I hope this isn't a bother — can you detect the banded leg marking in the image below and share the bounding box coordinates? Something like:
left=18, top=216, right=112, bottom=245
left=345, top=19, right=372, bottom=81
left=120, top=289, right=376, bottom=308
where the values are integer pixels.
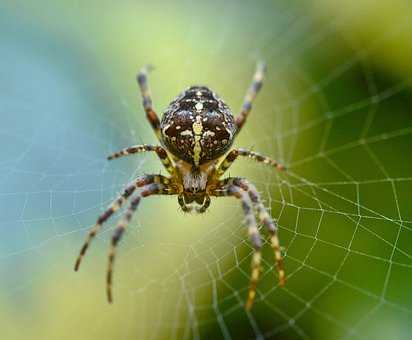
left=235, top=62, right=266, bottom=134
left=107, top=144, right=175, bottom=175
left=233, top=178, right=285, bottom=286
left=74, top=175, right=168, bottom=271
left=106, top=182, right=176, bottom=302
left=137, top=65, right=161, bottom=139
left=217, top=148, right=285, bottom=178
left=212, top=183, right=262, bottom=310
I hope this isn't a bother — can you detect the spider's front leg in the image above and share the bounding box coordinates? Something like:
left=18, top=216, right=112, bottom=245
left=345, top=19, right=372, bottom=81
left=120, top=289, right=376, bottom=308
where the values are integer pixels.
left=211, top=183, right=263, bottom=310
left=137, top=65, right=162, bottom=140
left=106, top=181, right=177, bottom=302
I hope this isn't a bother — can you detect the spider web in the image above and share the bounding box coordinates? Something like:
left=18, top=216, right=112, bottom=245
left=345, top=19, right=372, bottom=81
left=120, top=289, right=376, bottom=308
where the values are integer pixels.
left=1, top=1, right=412, bottom=339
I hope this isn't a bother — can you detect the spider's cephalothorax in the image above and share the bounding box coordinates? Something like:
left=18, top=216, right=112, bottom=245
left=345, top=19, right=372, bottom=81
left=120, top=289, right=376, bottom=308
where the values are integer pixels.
left=75, top=62, right=287, bottom=310
left=161, top=86, right=236, bottom=167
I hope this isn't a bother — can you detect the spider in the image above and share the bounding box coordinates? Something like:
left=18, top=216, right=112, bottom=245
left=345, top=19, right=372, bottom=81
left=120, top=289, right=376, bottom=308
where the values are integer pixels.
left=74, top=62, right=286, bottom=310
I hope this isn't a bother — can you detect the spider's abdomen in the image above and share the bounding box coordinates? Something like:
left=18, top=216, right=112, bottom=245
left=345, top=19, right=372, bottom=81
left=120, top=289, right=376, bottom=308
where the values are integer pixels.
left=160, top=86, right=236, bottom=166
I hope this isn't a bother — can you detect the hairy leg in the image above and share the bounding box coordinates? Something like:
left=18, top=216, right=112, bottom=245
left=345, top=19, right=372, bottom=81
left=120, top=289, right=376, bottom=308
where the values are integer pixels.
left=137, top=65, right=162, bottom=140
left=107, top=144, right=175, bottom=175
left=230, top=177, right=285, bottom=286
left=211, top=183, right=262, bottom=310
left=216, top=148, right=285, bottom=178
left=106, top=182, right=176, bottom=302
left=235, top=62, right=266, bottom=134
left=74, top=175, right=170, bottom=271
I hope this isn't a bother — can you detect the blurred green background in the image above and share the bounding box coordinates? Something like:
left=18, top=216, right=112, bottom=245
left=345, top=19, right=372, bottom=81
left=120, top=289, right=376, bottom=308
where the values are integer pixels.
left=1, top=1, right=412, bottom=339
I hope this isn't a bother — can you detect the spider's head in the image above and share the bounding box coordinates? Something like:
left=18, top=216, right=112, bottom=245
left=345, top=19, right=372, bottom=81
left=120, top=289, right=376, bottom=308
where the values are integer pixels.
left=160, top=86, right=236, bottom=166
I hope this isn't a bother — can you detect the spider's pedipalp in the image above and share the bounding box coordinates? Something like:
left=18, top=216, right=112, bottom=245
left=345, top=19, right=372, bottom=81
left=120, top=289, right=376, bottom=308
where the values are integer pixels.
left=212, top=183, right=262, bottom=310
left=196, top=195, right=211, bottom=213
left=106, top=182, right=177, bottom=303
left=178, top=194, right=211, bottom=214
left=178, top=194, right=191, bottom=213
left=74, top=175, right=166, bottom=271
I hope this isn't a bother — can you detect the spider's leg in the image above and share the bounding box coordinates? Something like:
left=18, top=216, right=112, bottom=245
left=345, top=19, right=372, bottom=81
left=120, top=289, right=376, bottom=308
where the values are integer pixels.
left=137, top=65, right=162, bottom=140
left=216, top=148, right=285, bottom=178
left=228, top=177, right=285, bottom=286
left=106, top=182, right=176, bottom=302
left=107, top=144, right=175, bottom=175
left=235, top=61, right=266, bottom=135
left=215, top=149, right=240, bottom=177
left=236, top=148, right=286, bottom=171
left=212, top=182, right=262, bottom=310
left=74, top=175, right=168, bottom=271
